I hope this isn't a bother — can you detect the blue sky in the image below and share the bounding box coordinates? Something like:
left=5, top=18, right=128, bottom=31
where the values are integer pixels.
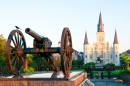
left=0, top=0, right=130, bottom=53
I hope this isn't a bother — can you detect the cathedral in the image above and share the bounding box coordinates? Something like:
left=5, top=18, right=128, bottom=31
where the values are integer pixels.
left=83, top=12, right=120, bottom=66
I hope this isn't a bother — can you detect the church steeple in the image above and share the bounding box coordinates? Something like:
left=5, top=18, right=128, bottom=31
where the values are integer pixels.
left=97, top=12, right=104, bottom=32
left=84, top=32, right=89, bottom=44
left=113, top=30, right=119, bottom=44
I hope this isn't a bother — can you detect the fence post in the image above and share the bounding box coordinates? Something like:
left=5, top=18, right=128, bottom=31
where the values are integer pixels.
left=108, top=70, right=111, bottom=79
left=101, top=71, right=104, bottom=79
left=90, top=71, right=93, bottom=79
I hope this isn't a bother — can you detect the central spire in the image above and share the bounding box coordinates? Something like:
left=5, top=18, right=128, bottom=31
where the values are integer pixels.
left=113, top=30, right=119, bottom=44
left=97, top=12, right=104, bottom=32
left=84, top=32, right=89, bottom=44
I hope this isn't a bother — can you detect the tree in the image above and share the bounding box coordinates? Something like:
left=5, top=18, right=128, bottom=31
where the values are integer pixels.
left=72, top=60, right=83, bottom=66
left=121, top=53, right=130, bottom=69
left=0, top=34, right=6, bottom=66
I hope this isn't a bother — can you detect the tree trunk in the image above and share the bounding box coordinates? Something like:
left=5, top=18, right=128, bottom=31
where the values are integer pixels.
left=126, top=62, right=129, bottom=69
left=25, top=60, right=28, bottom=69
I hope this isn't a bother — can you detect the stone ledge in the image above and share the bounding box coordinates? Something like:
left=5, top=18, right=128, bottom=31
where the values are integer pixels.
left=0, top=72, right=87, bottom=86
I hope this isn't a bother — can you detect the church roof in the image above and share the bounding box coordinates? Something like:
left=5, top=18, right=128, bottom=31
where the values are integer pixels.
left=113, top=30, right=119, bottom=44
left=84, top=32, right=89, bottom=44
left=97, top=12, right=104, bottom=32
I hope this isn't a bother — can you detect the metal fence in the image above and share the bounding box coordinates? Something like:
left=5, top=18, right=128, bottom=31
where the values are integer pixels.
left=0, top=65, right=126, bottom=78
left=84, top=66, right=126, bottom=79
left=0, top=66, right=11, bottom=77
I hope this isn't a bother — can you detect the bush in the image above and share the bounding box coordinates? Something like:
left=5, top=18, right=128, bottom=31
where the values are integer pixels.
left=112, top=69, right=130, bottom=78
left=111, top=70, right=121, bottom=77
left=120, top=68, right=130, bottom=74
left=84, top=62, right=95, bottom=67
left=72, top=60, right=83, bottom=66
left=23, top=67, right=35, bottom=73
left=104, top=63, right=115, bottom=67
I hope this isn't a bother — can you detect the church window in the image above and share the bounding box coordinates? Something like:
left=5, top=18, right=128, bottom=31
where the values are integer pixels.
left=86, top=55, right=87, bottom=58
left=90, top=55, right=92, bottom=59
left=111, top=55, right=112, bottom=59
left=99, top=36, right=102, bottom=42
left=116, top=55, right=117, bottom=58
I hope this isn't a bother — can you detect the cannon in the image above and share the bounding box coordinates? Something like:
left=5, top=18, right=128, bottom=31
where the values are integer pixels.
left=6, top=27, right=73, bottom=78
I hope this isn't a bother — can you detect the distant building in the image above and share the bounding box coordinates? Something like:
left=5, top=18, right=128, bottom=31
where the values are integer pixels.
left=72, top=50, right=79, bottom=60
left=73, top=50, right=84, bottom=60
left=122, top=49, right=130, bottom=55
left=83, top=12, right=120, bottom=66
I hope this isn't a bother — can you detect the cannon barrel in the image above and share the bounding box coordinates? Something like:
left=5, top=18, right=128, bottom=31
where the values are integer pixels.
left=25, top=28, right=43, bottom=41
left=25, top=28, right=52, bottom=48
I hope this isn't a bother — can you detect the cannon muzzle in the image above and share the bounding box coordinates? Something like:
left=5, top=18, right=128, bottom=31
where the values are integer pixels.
left=25, top=28, right=43, bottom=41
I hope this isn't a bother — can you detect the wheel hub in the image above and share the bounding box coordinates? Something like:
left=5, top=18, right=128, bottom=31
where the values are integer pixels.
left=65, top=46, right=74, bottom=57
left=16, top=48, right=24, bottom=57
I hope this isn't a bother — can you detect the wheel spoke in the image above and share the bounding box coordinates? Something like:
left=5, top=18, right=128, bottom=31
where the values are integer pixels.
left=17, top=32, right=19, bottom=45
left=14, top=33, right=18, bottom=44
left=10, top=45, right=15, bottom=50
left=11, top=38, right=16, bottom=47
left=19, top=56, right=24, bottom=65
left=13, top=56, right=17, bottom=70
left=11, top=56, right=16, bottom=63
left=21, top=42, right=24, bottom=48
left=65, top=33, right=68, bottom=47
left=10, top=51, right=16, bottom=55
left=19, top=36, right=22, bottom=47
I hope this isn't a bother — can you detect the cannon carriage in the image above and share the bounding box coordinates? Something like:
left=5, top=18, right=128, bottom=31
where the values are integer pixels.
left=6, top=27, right=73, bottom=78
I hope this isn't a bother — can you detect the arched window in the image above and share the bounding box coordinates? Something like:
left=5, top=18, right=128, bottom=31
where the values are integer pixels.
left=116, top=55, right=117, bottom=58
left=99, top=36, right=102, bottom=42
left=86, top=55, right=87, bottom=58
left=111, top=55, right=112, bottom=59
left=90, top=55, right=92, bottom=59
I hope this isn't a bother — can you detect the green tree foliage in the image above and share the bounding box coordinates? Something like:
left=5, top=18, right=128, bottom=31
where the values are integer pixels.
left=26, top=54, right=49, bottom=66
left=0, top=34, right=7, bottom=66
left=121, top=53, right=130, bottom=63
left=84, top=62, right=95, bottom=67
left=121, top=53, right=130, bottom=68
left=72, top=60, right=83, bottom=66
left=103, top=63, right=115, bottom=67
left=26, top=54, right=34, bottom=66
left=23, top=67, right=35, bottom=73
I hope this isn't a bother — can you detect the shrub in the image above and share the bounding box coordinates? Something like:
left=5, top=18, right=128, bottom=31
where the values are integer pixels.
left=23, top=67, right=35, bottom=73
left=112, top=69, right=130, bottom=78
left=84, top=62, right=95, bottom=67
left=94, top=73, right=99, bottom=77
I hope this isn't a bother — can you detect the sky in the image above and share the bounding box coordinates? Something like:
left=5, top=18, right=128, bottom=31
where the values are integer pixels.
left=0, top=0, right=130, bottom=53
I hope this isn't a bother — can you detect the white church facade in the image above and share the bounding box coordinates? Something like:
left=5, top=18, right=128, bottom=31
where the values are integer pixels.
left=83, top=12, right=120, bottom=66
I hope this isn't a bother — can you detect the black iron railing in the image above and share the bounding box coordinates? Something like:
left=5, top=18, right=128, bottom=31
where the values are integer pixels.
left=0, top=65, right=126, bottom=78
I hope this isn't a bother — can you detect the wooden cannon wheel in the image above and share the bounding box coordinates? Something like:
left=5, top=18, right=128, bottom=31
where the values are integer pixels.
left=6, top=30, right=26, bottom=75
left=60, top=27, right=73, bottom=78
